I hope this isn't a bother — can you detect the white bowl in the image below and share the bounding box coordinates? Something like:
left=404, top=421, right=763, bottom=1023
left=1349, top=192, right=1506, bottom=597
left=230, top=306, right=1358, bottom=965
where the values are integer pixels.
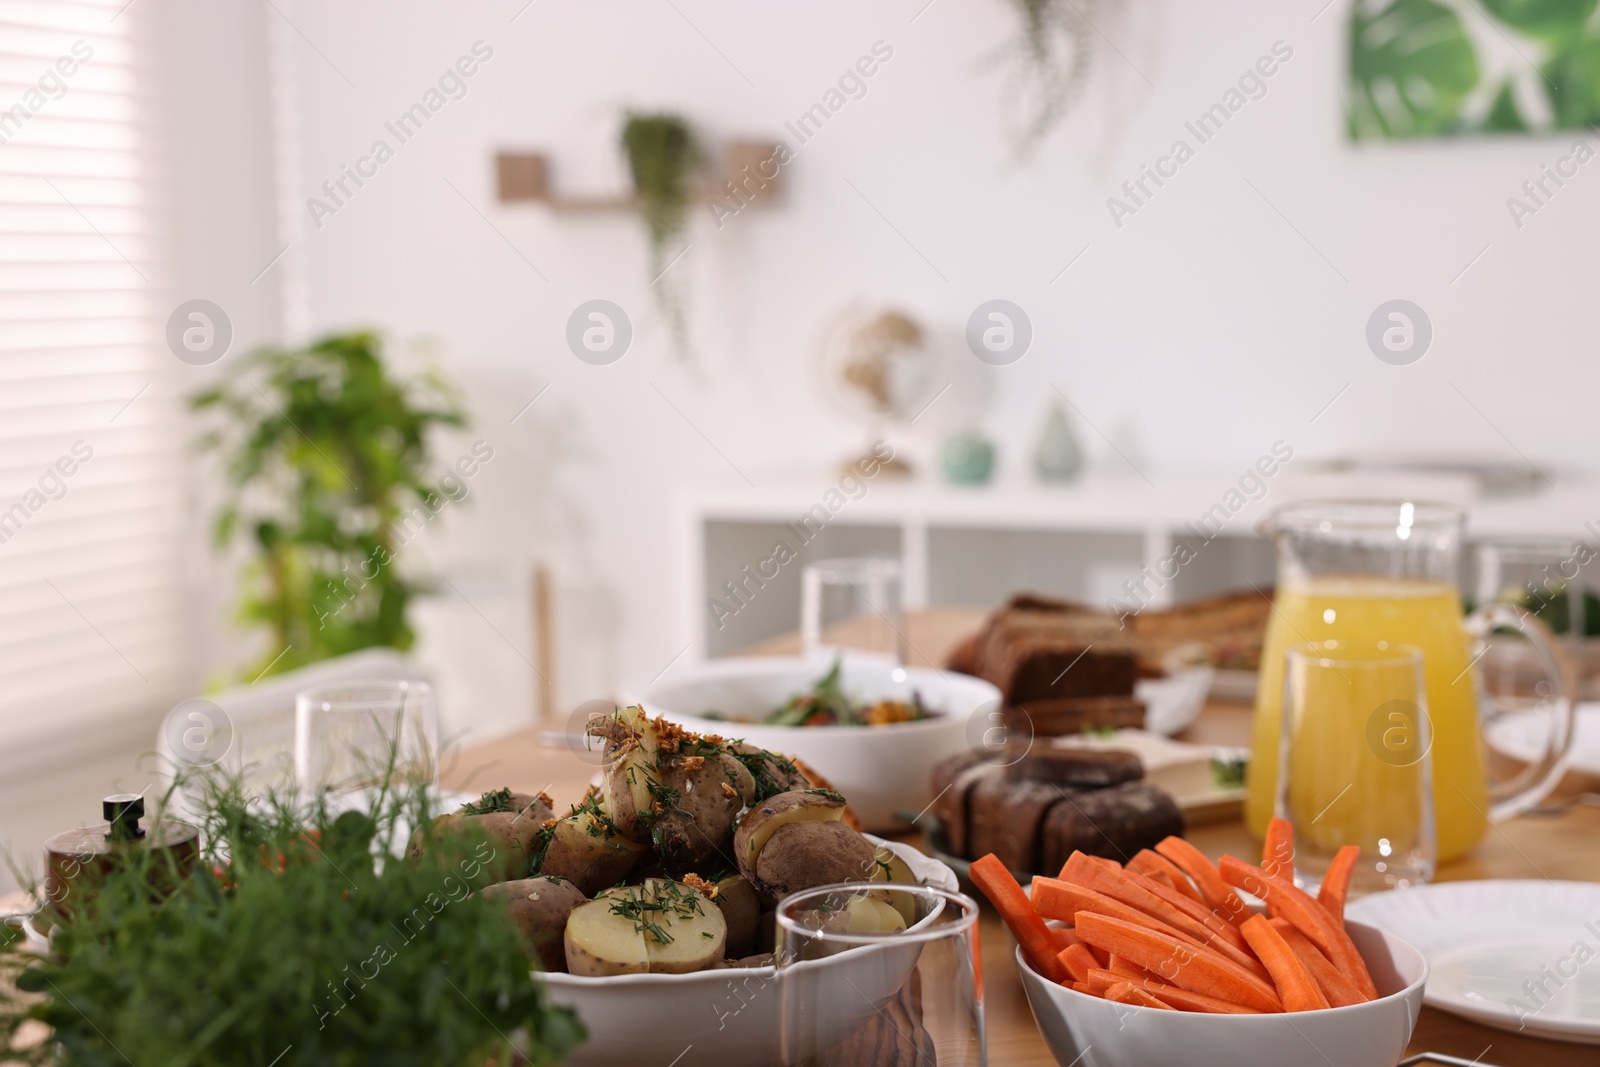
left=634, top=656, right=1000, bottom=831
left=1016, top=920, right=1428, bottom=1067
left=541, top=837, right=958, bottom=1067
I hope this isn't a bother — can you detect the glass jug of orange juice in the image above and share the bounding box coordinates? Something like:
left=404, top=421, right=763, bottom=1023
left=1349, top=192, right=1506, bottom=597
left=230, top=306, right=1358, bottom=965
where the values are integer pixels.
left=1246, top=500, right=1577, bottom=861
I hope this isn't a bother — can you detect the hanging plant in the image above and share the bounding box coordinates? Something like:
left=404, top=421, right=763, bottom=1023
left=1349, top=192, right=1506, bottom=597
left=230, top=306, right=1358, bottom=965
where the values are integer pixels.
left=999, top=0, right=1097, bottom=159
left=621, top=111, right=699, bottom=362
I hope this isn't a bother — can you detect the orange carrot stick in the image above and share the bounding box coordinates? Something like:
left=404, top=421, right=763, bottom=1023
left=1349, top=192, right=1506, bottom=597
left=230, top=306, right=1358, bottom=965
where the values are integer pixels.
left=1270, top=919, right=1368, bottom=1007
left=1032, top=877, right=1268, bottom=982
left=1075, top=912, right=1283, bottom=1013
left=1118, top=864, right=1254, bottom=954
left=1062, top=852, right=1266, bottom=982
left=1155, top=837, right=1250, bottom=926
left=970, top=853, right=1067, bottom=983
left=1318, top=845, right=1360, bottom=924
left=1106, top=981, right=1175, bottom=1009
left=1218, top=857, right=1376, bottom=1000
left=1262, top=817, right=1296, bottom=881
left=1108, top=954, right=1159, bottom=982
left=1240, top=914, right=1329, bottom=1013
left=1049, top=925, right=1079, bottom=950
left=1058, top=942, right=1099, bottom=984
left=1033, top=877, right=1187, bottom=935
left=1130, top=849, right=1204, bottom=904
left=1088, top=970, right=1264, bottom=1014
left=1062, top=852, right=1252, bottom=954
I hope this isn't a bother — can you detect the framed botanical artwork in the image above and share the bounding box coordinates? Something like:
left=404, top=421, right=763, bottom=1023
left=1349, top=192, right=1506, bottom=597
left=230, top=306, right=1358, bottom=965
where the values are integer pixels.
left=1348, top=0, right=1600, bottom=138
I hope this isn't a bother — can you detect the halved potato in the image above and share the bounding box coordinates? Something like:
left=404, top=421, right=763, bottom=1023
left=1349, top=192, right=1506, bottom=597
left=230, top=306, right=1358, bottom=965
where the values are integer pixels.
left=636, top=879, right=728, bottom=974
left=407, top=790, right=555, bottom=882
left=564, top=891, right=649, bottom=976
left=754, top=821, right=878, bottom=900
left=837, top=894, right=908, bottom=934
left=564, top=879, right=728, bottom=976
left=733, top=789, right=847, bottom=883
left=589, top=706, right=661, bottom=842
left=869, top=845, right=920, bottom=926
left=589, top=706, right=751, bottom=874
left=478, top=876, right=587, bottom=972
left=538, top=791, right=648, bottom=895
left=710, top=874, right=761, bottom=959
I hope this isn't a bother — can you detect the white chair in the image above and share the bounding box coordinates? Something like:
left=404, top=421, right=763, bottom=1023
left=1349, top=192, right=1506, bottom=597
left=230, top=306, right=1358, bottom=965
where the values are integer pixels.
left=153, top=649, right=432, bottom=804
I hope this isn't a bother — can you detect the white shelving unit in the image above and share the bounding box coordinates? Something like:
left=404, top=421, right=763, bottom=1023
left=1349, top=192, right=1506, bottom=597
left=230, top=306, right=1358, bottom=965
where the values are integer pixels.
left=681, top=468, right=1600, bottom=659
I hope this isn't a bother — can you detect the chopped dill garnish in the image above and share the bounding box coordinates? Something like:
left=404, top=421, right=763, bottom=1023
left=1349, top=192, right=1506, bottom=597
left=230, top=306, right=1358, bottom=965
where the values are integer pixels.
left=606, top=882, right=706, bottom=945
left=461, top=787, right=515, bottom=815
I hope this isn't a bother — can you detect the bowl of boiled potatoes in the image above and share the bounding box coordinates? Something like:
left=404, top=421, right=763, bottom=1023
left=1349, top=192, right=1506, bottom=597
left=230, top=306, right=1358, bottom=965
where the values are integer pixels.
left=418, top=706, right=957, bottom=1067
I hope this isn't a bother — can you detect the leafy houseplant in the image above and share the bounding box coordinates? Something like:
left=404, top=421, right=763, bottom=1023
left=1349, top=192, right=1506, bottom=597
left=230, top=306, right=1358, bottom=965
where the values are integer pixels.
left=0, top=774, right=584, bottom=1066
left=191, top=332, right=466, bottom=680
left=621, top=112, right=699, bottom=361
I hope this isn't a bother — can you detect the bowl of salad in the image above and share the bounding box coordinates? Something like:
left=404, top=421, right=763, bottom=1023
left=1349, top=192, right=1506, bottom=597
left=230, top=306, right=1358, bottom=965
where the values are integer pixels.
left=635, top=655, right=1000, bottom=832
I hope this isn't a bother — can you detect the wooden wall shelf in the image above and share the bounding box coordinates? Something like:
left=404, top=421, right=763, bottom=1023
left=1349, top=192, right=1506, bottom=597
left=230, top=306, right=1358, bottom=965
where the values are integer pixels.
left=494, top=140, right=785, bottom=213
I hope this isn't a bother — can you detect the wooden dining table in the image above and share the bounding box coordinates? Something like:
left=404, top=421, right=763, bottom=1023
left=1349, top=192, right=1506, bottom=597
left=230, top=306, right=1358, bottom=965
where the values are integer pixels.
left=442, top=608, right=1600, bottom=1067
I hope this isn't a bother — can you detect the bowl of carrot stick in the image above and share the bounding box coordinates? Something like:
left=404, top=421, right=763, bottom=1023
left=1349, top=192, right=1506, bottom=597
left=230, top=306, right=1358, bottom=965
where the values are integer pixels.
left=972, top=820, right=1429, bottom=1067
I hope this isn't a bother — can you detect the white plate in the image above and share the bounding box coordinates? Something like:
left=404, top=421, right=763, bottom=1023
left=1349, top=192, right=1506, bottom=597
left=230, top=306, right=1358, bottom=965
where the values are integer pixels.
left=541, top=836, right=959, bottom=1067
left=1347, top=880, right=1600, bottom=1044
left=1487, top=701, right=1600, bottom=776
left=1135, top=663, right=1214, bottom=736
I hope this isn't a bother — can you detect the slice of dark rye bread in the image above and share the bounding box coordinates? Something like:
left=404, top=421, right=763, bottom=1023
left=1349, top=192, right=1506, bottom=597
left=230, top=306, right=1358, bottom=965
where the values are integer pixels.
left=928, top=750, right=1185, bottom=876
left=967, top=776, right=1063, bottom=875
left=1009, top=747, right=1143, bottom=789
left=930, top=753, right=999, bottom=857
left=1001, top=695, right=1147, bottom=737
left=1039, top=782, right=1185, bottom=876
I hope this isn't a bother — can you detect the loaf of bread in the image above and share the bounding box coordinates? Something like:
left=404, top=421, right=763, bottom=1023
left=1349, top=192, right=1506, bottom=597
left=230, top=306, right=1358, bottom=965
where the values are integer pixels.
left=971, top=611, right=1136, bottom=704
left=947, top=594, right=1140, bottom=734
left=929, top=748, right=1185, bottom=877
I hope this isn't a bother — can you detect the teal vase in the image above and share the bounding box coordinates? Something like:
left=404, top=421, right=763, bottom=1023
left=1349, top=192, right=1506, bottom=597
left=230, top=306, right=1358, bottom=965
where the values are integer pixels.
left=942, top=432, right=995, bottom=485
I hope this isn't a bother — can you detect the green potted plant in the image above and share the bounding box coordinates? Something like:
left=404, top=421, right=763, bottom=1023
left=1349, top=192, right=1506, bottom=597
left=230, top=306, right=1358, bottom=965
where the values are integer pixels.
left=0, top=772, right=584, bottom=1065
left=190, top=331, right=467, bottom=681
left=621, top=112, right=699, bottom=362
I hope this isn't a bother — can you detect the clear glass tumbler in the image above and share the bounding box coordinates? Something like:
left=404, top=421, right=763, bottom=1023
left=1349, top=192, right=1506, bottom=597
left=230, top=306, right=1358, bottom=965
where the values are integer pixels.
left=776, top=883, right=984, bottom=1066
left=1276, top=640, right=1436, bottom=895
left=800, top=557, right=905, bottom=664
left=294, top=679, right=438, bottom=794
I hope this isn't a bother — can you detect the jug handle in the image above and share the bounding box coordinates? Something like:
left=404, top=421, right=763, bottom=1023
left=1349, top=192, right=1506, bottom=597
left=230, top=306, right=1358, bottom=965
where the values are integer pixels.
left=1464, top=602, right=1579, bottom=822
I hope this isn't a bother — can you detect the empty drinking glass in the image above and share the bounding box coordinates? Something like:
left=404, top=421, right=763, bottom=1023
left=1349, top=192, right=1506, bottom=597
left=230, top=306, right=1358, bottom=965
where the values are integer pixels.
left=1276, top=640, right=1436, bottom=895
left=776, top=883, right=984, bottom=1066
left=800, top=557, right=905, bottom=664
left=294, top=679, right=438, bottom=794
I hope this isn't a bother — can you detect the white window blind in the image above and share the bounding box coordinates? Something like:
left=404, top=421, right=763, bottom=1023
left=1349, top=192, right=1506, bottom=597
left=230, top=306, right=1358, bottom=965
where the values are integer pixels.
left=0, top=0, right=187, bottom=741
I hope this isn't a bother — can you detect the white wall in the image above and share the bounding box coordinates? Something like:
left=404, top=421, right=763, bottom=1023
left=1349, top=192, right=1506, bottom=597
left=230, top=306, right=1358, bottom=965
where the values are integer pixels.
left=251, top=0, right=1599, bottom=713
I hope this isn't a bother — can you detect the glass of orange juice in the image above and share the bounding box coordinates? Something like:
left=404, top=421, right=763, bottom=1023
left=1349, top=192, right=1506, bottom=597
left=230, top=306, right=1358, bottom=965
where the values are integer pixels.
left=1247, top=500, right=1577, bottom=862
left=1279, top=640, right=1436, bottom=893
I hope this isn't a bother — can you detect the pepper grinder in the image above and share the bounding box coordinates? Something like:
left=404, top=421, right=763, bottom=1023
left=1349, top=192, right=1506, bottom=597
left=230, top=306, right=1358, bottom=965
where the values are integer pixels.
left=42, top=794, right=200, bottom=917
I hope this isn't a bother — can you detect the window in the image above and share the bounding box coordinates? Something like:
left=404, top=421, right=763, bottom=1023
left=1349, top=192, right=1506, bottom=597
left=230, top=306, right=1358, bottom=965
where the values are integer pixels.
left=0, top=0, right=187, bottom=741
